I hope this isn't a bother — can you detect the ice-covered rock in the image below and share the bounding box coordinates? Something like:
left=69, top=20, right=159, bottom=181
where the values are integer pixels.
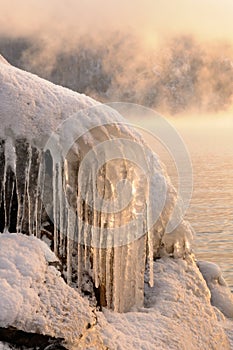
left=0, top=56, right=193, bottom=312
left=198, top=260, right=233, bottom=318
left=0, top=56, right=232, bottom=349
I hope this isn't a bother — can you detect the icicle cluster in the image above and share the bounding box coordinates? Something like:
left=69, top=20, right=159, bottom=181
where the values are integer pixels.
left=0, top=57, right=193, bottom=312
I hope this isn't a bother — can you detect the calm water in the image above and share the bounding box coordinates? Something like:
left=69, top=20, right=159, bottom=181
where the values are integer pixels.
left=186, top=153, right=233, bottom=289
left=144, top=117, right=233, bottom=289
left=173, top=120, right=233, bottom=289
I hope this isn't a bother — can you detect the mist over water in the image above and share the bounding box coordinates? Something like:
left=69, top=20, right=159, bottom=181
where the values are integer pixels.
left=1, top=33, right=233, bottom=116
left=161, top=117, right=233, bottom=288
left=0, top=0, right=233, bottom=115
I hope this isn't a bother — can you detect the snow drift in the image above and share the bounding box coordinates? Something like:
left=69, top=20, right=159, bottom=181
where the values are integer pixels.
left=0, top=233, right=102, bottom=349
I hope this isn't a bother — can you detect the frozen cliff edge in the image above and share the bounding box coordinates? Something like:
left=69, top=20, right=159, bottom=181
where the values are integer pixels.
left=0, top=55, right=233, bottom=349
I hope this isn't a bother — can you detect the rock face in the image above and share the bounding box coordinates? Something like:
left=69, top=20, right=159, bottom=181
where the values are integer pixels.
left=0, top=56, right=193, bottom=312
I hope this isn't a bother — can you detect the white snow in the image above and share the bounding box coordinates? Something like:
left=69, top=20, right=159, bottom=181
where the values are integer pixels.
left=0, top=233, right=99, bottom=348
left=1, top=233, right=232, bottom=349
left=0, top=55, right=10, bottom=66
left=98, top=256, right=232, bottom=350
left=0, top=56, right=97, bottom=144
left=198, top=261, right=233, bottom=318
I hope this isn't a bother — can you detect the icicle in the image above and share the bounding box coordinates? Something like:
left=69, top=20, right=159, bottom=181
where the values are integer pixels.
left=64, top=151, right=80, bottom=285
left=28, top=147, right=41, bottom=236
left=77, top=198, right=83, bottom=289
left=147, top=216, right=154, bottom=287
left=4, top=165, right=15, bottom=232
left=15, top=138, right=30, bottom=233
left=90, top=156, right=100, bottom=289
left=136, top=235, right=147, bottom=307
left=53, top=162, right=58, bottom=255
left=67, top=208, right=76, bottom=285
left=0, top=140, right=5, bottom=214
left=75, top=158, right=85, bottom=288
left=84, top=169, right=92, bottom=272
left=147, top=178, right=155, bottom=287
left=77, top=236, right=84, bottom=292
left=105, top=247, right=113, bottom=308
left=112, top=245, right=122, bottom=312
left=35, top=152, right=45, bottom=239
left=58, top=161, right=65, bottom=257
left=3, top=137, right=16, bottom=232
left=92, top=230, right=100, bottom=290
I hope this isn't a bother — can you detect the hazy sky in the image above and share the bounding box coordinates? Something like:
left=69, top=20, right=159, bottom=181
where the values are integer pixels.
left=1, top=0, right=233, bottom=44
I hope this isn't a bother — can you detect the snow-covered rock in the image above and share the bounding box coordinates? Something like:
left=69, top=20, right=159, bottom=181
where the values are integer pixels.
left=0, top=233, right=232, bottom=349
left=198, top=261, right=233, bottom=318
left=0, top=233, right=104, bottom=349
left=0, top=54, right=97, bottom=143
left=98, top=257, right=231, bottom=350
left=0, top=56, right=193, bottom=312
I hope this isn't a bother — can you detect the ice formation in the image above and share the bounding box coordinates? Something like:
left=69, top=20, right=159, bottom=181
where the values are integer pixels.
left=0, top=56, right=194, bottom=312
left=198, top=261, right=233, bottom=318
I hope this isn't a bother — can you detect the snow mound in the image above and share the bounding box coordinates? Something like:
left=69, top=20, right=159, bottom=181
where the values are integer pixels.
left=0, top=58, right=97, bottom=144
left=198, top=261, right=233, bottom=318
left=98, top=257, right=231, bottom=350
left=0, top=233, right=103, bottom=348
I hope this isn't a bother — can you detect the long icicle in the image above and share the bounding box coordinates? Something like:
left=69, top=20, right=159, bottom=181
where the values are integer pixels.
left=4, top=137, right=16, bottom=232
left=53, top=162, right=58, bottom=255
